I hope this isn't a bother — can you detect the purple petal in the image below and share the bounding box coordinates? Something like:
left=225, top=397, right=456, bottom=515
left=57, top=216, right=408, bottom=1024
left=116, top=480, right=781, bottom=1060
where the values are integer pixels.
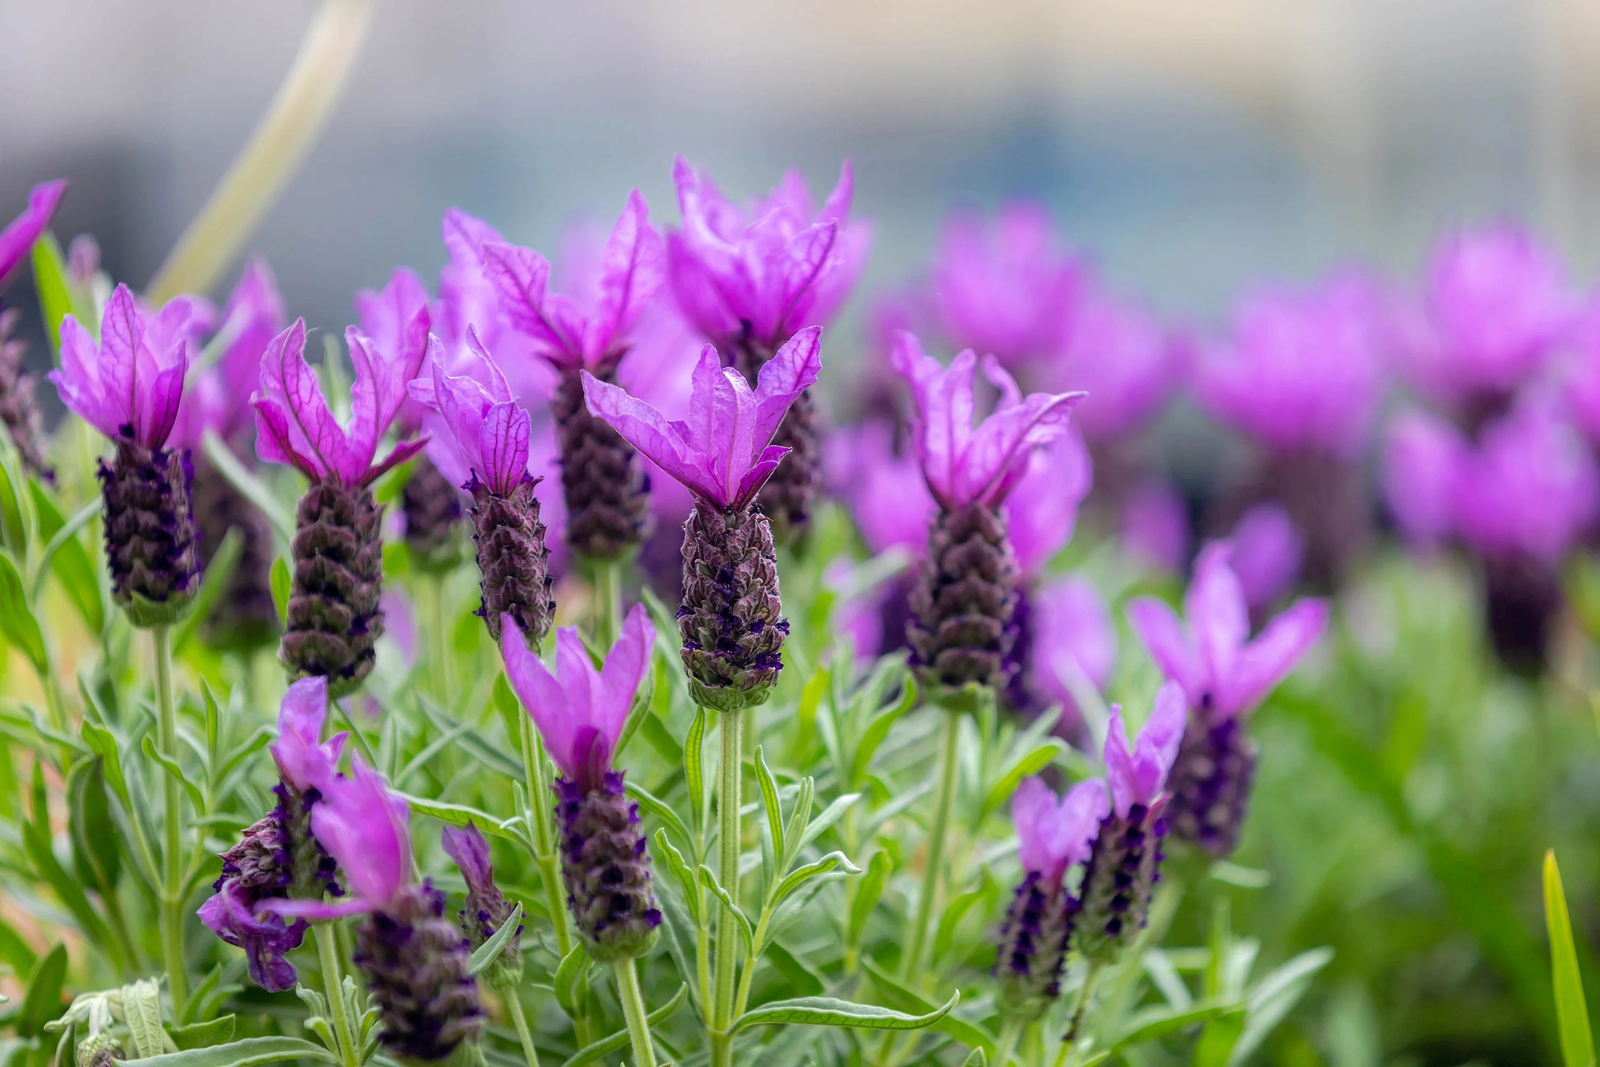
left=1102, top=709, right=1139, bottom=820
left=309, top=757, right=411, bottom=910
left=583, top=371, right=714, bottom=504
left=500, top=617, right=581, bottom=780
left=588, top=189, right=665, bottom=360
left=752, top=326, right=823, bottom=449
left=598, top=604, right=655, bottom=751
left=1135, top=681, right=1188, bottom=794
left=1186, top=542, right=1250, bottom=695
left=1228, top=504, right=1305, bottom=611
left=1125, top=597, right=1203, bottom=704
left=0, top=180, right=66, bottom=284
left=50, top=316, right=120, bottom=439
left=481, top=401, right=532, bottom=496
left=270, top=676, right=337, bottom=793
left=1220, top=599, right=1329, bottom=717
left=440, top=823, right=495, bottom=895
left=768, top=220, right=838, bottom=340
left=254, top=320, right=351, bottom=481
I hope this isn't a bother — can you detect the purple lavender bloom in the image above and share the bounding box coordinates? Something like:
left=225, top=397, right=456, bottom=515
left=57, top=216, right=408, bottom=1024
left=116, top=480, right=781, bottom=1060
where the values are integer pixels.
left=198, top=878, right=304, bottom=992
left=270, top=675, right=349, bottom=794
left=1396, top=224, right=1576, bottom=417
left=831, top=421, right=933, bottom=559
left=995, top=776, right=1106, bottom=1017
left=1381, top=409, right=1462, bottom=548
left=931, top=202, right=1083, bottom=368
left=1228, top=502, right=1305, bottom=613
left=1101, top=683, right=1186, bottom=821
left=409, top=333, right=533, bottom=498
left=669, top=159, right=868, bottom=354
left=1120, top=479, right=1191, bottom=573
left=0, top=180, right=67, bottom=286
left=440, top=823, right=522, bottom=984
left=1007, top=431, right=1092, bottom=578
left=1031, top=576, right=1118, bottom=740
left=582, top=327, right=821, bottom=510
left=1050, top=285, right=1175, bottom=442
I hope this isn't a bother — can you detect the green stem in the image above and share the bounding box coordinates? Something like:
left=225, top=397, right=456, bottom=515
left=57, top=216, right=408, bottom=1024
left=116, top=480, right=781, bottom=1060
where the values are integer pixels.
left=709, top=708, right=742, bottom=1067
left=504, top=989, right=542, bottom=1067
left=153, top=625, right=188, bottom=1016
left=992, top=1016, right=1026, bottom=1067
left=430, top=574, right=452, bottom=701
left=614, top=957, right=658, bottom=1067
left=593, top=558, right=623, bottom=650
left=899, top=706, right=961, bottom=981
left=314, top=923, right=358, bottom=1067
left=1057, top=962, right=1104, bottom=1066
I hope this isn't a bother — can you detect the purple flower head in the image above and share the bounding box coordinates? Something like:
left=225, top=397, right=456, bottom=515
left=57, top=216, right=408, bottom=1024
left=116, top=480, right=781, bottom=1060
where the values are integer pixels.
left=0, top=180, right=66, bottom=286
left=669, top=158, right=869, bottom=350
left=831, top=421, right=934, bottom=557
left=1561, top=302, right=1600, bottom=447
left=1051, top=286, right=1175, bottom=441
left=1102, top=681, right=1187, bottom=820
left=51, top=284, right=203, bottom=448
left=499, top=603, right=655, bottom=791
left=582, top=327, right=822, bottom=510
left=1399, top=224, right=1575, bottom=401
left=892, top=331, right=1084, bottom=510
left=262, top=756, right=413, bottom=920
left=407, top=331, right=533, bottom=497
left=440, top=823, right=495, bottom=902
left=253, top=319, right=429, bottom=487
left=931, top=201, right=1083, bottom=366
left=1228, top=503, right=1304, bottom=611
left=355, top=267, right=432, bottom=432
left=1011, top=776, right=1107, bottom=886
left=1195, top=273, right=1384, bottom=458
left=173, top=259, right=288, bottom=449
left=269, top=675, right=348, bottom=795
left=480, top=190, right=664, bottom=373
left=197, top=880, right=304, bottom=992
left=1381, top=409, right=1462, bottom=547
left=1128, top=541, right=1328, bottom=720
left=1005, top=431, right=1091, bottom=576
left=1121, top=479, right=1191, bottom=573
left=1032, top=575, right=1118, bottom=718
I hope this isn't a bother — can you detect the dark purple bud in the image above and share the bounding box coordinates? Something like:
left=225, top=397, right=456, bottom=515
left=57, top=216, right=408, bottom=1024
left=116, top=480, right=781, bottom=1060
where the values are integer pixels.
left=1074, top=803, right=1167, bottom=963
left=554, top=363, right=652, bottom=562
left=471, top=474, right=554, bottom=650
left=440, top=823, right=522, bottom=985
left=908, top=503, right=1020, bottom=700
left=1164, top=709, right=1259, bottom=858
left=403, top=454, right=466, bottom=573
left=353, top=880, right=484, bottom=1062
left=190, top=453, right=279, bottom=651
left=993, top=870, right=1076, bottom=1020
left=678, top=503, right=788, bottom=712
left=280, top=477, right=386, bottom=698
left=1484, top=553, right=1562, bottom=674
left=99, top=441, right=199, bottom=627
left=0, top=309, right=53, bottom=482
left=554, top=771, right=661, bottom=962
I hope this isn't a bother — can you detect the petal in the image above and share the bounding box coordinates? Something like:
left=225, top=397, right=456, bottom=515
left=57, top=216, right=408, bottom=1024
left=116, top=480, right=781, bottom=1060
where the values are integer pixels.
left=50, top=316, right=119, bottom=439
left=480, top=401, right=532, bottom=496
left=1186, top=542, right=1250, bottom=695
left=1221, top=598, right=1329, bottom=717
left=769, top=220, right=838, bottom=340
left=255, top=320, right=348, bottom=480
left=752, top=325, right=823, bottom=448
left=0, top=179, right=66, bottom=282
left=588, top=189, right=665, bottom=359
left=1058, top=778, right=1109, bottom=870
left=1010, top=776, right=1056, bottom=878
left=309, top=757, right=411, bottom=909
left=733, top=446, right=789, bottom=509
left=365, top=435, right=432, bottom=487
left=583, top=371, right=713, bottom=504
left=270, top=676, right=332, bottom=793
left=100, top=285, right=143, bottom=437
left=599, top=604, right=656, bottom=749
left=1101, top=709, right=1138, bottom=820
left=961, top=385, right=1084, bottom=507
left=1134, top=681, right=1188, bottom=796
left=500, top=616, right=579, bottom=779
left=481, top=242, right=573, bottom=365
left=1125, top=597, right=1204, bottom=701
left=257, top=897, right=373, bottom=921
left=440, top=823, right=494, bottom=893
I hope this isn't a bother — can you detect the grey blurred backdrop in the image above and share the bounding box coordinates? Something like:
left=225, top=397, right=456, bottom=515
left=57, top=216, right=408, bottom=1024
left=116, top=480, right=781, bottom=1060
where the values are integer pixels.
left=3, top=0, right=1599, bottom=357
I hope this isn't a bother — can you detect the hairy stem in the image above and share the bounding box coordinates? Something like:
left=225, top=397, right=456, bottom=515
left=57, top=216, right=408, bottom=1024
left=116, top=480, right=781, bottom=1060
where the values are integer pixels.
left=504, top=989, right=542, bottom=1067
left=614, top=957, right=658, bottom=1067
left=314, top=922, right=358, bottom=1067
left=900, top=706, right=961, bottom=981
left=710, top=708, right=742, bottom=1067
left=593, top=558, right=624, bottom=651
left=153, top=625, right=187, bottom=1015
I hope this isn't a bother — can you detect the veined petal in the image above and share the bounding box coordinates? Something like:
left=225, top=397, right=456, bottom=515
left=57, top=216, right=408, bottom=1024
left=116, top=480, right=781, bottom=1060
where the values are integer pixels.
left=733, top=446, right=789, bottom=509
left=309, top=758, right=411, bottom=911
left=752, top=326, right=822, bottom=448
left=589, top=189, right=665, bottom=360
left=1126, top=596, right=1204, bottom=703
left=1186, top=542, right=1250, bottom=696
left=584, top=370, right=715, bottom=503
left=0, top=179, right=66, bottom=282
left=769, top=220, right=838, bottom=340
left=501, top=617, right=580, bottom=780
left=480, top=401, right=531, bottom=496
left=598, top=604, right=655, bottom=748
left=255, top=320, right=349, bottom=481
left=1221, top=598, right=1329, bottom=717
left=1102, top=709, right=1139, bottom=820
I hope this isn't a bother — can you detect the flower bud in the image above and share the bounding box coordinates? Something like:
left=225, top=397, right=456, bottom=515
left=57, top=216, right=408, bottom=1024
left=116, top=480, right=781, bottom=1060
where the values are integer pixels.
left=554, top=771, right=661, bottom=962
left=679, top=504, right=788, bottom=712
left=280, top=478, right=385, bottom=697
left=908, top=504, right=1020, bottom=700
left=99, top=441, right=199, bottom=627
left=1165, top=712, right=1258, bottom=858
left=554, top=365, right=651, bottom=562
left=75, top=1033, right=123, bottom=1067
left=470, top=474, right=554, bottom=650
left=354, top=881, right=484, bottom=1062
left=403, top=455, right=465, bottom=573
left=1074, top=803, right=1166, bottom=962
left=994, top=871, right=1075, bottom=1020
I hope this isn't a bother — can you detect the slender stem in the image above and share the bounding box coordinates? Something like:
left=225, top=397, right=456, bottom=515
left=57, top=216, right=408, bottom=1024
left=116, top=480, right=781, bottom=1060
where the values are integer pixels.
left=709, top=708, right=742, bottom=1067
left=153, top=625, right=188, bottom=1016
left=430, top=575, right=452, bottom=701
left=593, top=559, right=624, bottom=650
left=614, top=958, right=658, bottom=1067
left=899, top=706, right=961, bottom=981
left=504, top=989, right=542, bottom=1067
left=992, top=1016, right=1026, bottom=1067
left=1061, top=961, right=1105, bottom=1060
left=314, top=923, right=358, bottom=1067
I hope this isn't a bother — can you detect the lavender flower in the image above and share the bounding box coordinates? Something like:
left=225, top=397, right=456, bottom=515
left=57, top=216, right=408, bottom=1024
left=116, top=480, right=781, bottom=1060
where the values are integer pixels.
left=669, top=158, right=868, bottom=542
left=479, top=191, right=663, bottom=560
left=501, top=604, right=662, bottom=960
left=0, top=179, right=67, bottom=481
left=931, top=201, right=1083, bottom=367
left=51, top=285, right=203, bottom=626
left=1120, top=479, right=1190, bottom=574
left=440, top=824, right=522, bottom=985
left=892, top=331, right=1082, bottom=699
left=585, top=328, right=821, bottom=711
left=254, top=319, right=427, bottom=695
left=1074, top=683, right=1185, bottom=961
left=199, top=678, right=346, bottom=991
left=0, top=179, right=66, bottom=286
left=1050, top=285, right=1175, bottom=444
left=1227, top=502, right=1305, bottom=615
left=1030, top=576, right=1117, bottom=744
left=408, top=331, right=555, bottom=649
left=995, top=777, right=1104, bottom=1019
left=1127, top=543, right=1328, bottom=855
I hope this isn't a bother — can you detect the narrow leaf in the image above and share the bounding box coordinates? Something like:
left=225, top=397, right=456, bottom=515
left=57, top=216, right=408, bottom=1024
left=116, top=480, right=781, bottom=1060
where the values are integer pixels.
left=0, top=552, right=48, bottom=674
left=467, top=902, right=523, bottom=976
left=1547, top=851, right=1596, bottom=1067
left=203, top=432, right=294, bottom=544
left=627, top=781, right=693, bottom=853
left=729, top=992, right=959, bottom=1034
left=123, top=1036, right=337, bottom=1067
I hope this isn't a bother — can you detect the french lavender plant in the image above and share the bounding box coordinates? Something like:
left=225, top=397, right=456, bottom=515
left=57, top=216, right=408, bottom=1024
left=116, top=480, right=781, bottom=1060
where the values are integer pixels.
left=0, top=180, right=66, bottom=480
left=1127, top=542, right=1328, bottom=856
left=669, top=158, right=868, bottom=543
left=478, top=190, right=664, bottom=582
left=501, top=605, right=662, bottom=1067
left=253, top=318, right=427, bottom=696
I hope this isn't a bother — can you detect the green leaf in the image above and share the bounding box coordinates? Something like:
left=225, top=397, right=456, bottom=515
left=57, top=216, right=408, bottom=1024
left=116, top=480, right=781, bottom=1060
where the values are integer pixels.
left=763, top=941, right=826, bottom=997
left=849, top=851, right=892, bottom=945
left=627, top=782, right=693, bottom=853
left=466, top=903, right=522, bottom=977
left=0, top=451, right=27, bottom=558
left=15, top=943, right=66, bottom=1038
left=798, top=792, right=861, bottom=851
left=0, top=913, right=38, bottom=976
left=1228, top=946, right=1335, bottom=1066
left=31, top=233, right=91, bottom=355
left=269, top=557, right=291, bottom=628
left=203, top=432, right=293, bottom=545
left=654, top=830, right=702, bottom=927
left=123, top=977, right=173, bottom=1058
left=729, top=992, right=959, bottom=1034
left=1194, top=1012, right=1246, bottom=1067
left=980, top=741, right=1064, bottom=820
left=395, top=793, right=524, bottom=845
left=21, top=821, right=117, bottom=962
left=771, top=852, right=860, bottom=912
left=125, top=1037, right=337, bottom=1067
left=553, top=943, right=590, bottom=1018
left=862, top=959, right=995, bottom=1055
left=169, top=1016, right=236, bottom=1051
left=557, top=983, right=687, bottom=1067
left=172, top=527, right=243, bottom=655
left=932, top=884, right=989, bottom=966
left=79, top=721, right=129, bottom=808
left=67, top=755, right=121, bottom=894
left=142, top=735, right=205, bottom=813
left=847, top=672, right=916, bottom=788
left=754, top=746, right=785, bottom=862
left=1547, top=852, right=1597, bottom=1067
left=1111, top=1003, right=1238, bottom=1051
left=697, top=865, right=754, bottom=951
left=0, top=553, right=48, bottom=675
left=962, top=1051, right=988, bottom=1067
left=684, top=705, right=708, bottom=833
left=30, top=488, right=104, bottom=635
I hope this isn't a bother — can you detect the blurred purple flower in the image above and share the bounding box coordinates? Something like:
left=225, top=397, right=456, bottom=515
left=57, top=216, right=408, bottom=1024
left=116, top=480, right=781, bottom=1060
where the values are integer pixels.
left=892, top=332, right=1083, bottom=509
left=253, top=319, right=428, bottom=487
left=1195, top=273, right=1384, bottom=458
left=173, top=259, right=288, bottom=449
left=52, top=285, right=203, bottom=447
left=499, top=604, right=654, bottom=791
left=1381, top=409, right=1462, bottom=547
left=1006, top=431, right=1092, bottom=576
left=0, top=180, right=66, bottom=286
left=1012, top=777, right=1106, bottom=884
left=355, top=267, right=432, bottom=432
left=1031, top=575, right=1118, bottom=719
left=931, top=202, right=1082, bottom=367
left=1102, top=680, right=1186, bottom=820
left=1051, top=286, right=1175, bottom=441
left=1120, top=479, right=1190, bottom=573
left=830, top=421, right=934, bottom=557
left=583, top=328, right=822, bottom=509
left=1228, top=502, right=1305, bottom=611
left=1127, top=541, right=1328, bottom=720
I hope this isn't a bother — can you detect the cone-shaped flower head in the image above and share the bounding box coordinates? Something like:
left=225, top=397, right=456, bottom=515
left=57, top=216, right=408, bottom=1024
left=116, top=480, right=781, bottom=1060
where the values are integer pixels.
left=669, top=158, right=867, bottom=353
left=931, top=201, right=1083, bottom=367
left=1074, top=682, right=1186, bottom=961
left=583, top=326, right=822, bottom=510
left=253, top=319, right=429, bottom=488
left=995, top=777, right=1106, bottom=1019
left=892, top=332, right=1084, bottom=510
left=440, top=823, right=522, bottom=985
left=502, top=604, right=663, bottom=959
left=0, top=180, right=66, bottom=287
left=1127, top=542, right=1328, bottom=721
left=1194, top=273, right=1384, bottom=459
